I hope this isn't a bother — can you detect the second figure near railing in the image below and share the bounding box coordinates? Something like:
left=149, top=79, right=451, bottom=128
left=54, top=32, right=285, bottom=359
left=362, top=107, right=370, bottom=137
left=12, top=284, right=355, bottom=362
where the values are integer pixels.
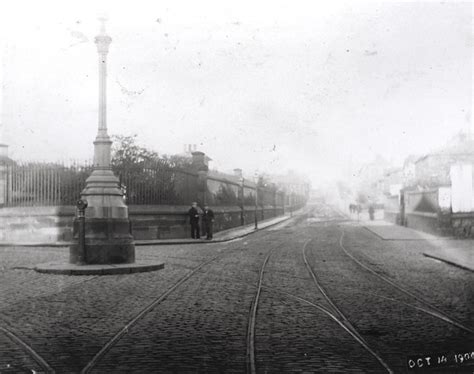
left=202, top=205, right=215, bottom=240
left=188, top=202, right=201, bottom=239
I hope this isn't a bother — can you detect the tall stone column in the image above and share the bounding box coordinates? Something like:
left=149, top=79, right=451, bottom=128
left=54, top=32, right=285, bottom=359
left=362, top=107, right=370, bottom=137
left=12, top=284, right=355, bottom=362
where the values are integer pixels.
left=69, top=18, right=135, bottom=265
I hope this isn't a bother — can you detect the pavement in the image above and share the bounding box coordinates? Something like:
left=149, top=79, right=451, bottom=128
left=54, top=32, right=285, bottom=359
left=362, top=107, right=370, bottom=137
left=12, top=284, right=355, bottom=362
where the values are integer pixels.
left=13, top=212, right=302, bottom=277
left=0, top=212, right=299, bottom=248
left=30, top=214, right=297, bottom=275
left=363, top=222, right=442, bottom=240
left=136, top=212, right=298, bottom=245
left=362, top=220, right=474, bottom=273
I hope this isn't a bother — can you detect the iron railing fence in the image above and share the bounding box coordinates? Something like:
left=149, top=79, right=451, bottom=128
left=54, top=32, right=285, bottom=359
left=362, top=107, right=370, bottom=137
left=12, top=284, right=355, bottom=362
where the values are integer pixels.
left=2, top=161, right=199, bottom=207
left=1, top=160, right=302, bottom=209
left=116, top=166, right=199, bottom=206
left=3, top=161, right=93, bottom=207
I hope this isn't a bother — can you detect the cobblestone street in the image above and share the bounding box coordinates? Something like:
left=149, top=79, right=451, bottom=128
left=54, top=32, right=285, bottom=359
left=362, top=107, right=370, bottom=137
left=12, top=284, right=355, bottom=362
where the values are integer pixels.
left=0, top=206, right=472, bottom=373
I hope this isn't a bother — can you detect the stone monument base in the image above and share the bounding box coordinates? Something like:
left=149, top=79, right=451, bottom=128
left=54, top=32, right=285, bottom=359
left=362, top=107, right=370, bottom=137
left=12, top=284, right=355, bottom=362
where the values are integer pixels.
left=69, top=241, right=135, bottom=264
left=69, top=217, right=135, bottom=264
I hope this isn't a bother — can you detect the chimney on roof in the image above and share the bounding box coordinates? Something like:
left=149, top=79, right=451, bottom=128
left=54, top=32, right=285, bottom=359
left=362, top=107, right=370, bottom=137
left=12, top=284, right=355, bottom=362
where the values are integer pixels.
left=233, top=168, right=243, bottom=178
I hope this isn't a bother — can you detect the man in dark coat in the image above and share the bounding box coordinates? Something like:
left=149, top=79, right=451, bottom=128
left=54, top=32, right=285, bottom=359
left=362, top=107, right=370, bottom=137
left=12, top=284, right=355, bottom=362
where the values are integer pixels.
left=202, top=205, right=215, bottom=240
left=188, top=202, right=200, bottom=239
left=368, top=205, right=375, bottom=221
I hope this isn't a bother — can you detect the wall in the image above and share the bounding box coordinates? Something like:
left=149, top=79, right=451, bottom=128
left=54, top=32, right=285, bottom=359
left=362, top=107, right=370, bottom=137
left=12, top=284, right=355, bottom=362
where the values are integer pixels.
left=0, top=150, right=309, bottom=244
left=383, top=195, right=399, bottom=224
left=451, top=212, right=474, bottom=238
left=402, top=189, right=452, bottom=236
left=405, top=211, right=452, bottom=236
left=405, top=189, right=439, bottom=213
left=0, top=204, right=289, bottom=244
left=383, top=211, right=399, bottom=224
left=0, top=206, right=75, bottom=243
left=131, top=204, right=283, bottom=240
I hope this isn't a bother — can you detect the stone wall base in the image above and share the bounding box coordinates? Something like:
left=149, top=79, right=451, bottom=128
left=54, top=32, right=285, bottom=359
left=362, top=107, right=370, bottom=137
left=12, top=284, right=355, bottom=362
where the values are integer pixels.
left=0, top=205, right=287, bottom=244
left=452, top=213, right=474, bottom=238
left=405, top=212, right=453, bottom=237
left=383, top=211, right=399, bottom=225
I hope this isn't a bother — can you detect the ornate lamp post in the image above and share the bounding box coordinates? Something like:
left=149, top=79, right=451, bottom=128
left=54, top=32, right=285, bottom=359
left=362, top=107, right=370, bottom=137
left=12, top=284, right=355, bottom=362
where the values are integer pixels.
left=35, top=17, right=164, bottom=275
left=69, top=17, right=135, bottom=265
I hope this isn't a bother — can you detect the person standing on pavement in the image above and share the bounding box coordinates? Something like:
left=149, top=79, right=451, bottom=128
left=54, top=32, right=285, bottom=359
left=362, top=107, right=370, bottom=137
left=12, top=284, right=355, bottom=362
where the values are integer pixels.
left=188, top=202, right=200, bottom=239
left=368, top=205, right=375, bottom=221
left=202, top=205, right=215, bottom=240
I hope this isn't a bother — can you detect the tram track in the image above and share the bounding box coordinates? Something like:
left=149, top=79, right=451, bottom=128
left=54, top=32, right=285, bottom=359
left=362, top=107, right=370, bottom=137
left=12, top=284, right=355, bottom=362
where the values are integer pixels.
left=338, top=229, right=474, bottom=334
left=246, top=247, right=276, bottom=374
left=1, top=216, right=305, bottom=374
left=0, top=274, right=102, bottom=374
left=302, top=239, right=394, bottom=373
left=81, top=235, right=284, bottom=374
left=78, top=205, right=470, bottom=373
left=0, top=324, right=55, bottom=373
left=193, top=263, right=438, bottom=373
left=246, top=230, right=395, bottom=374
left=260, top=286, right=398, bottom=372
left=310, top=203, right=473, bottom=334
left=301, top=204, right=473, bottom=372
left=80, top=222, right=298, bottom=373
left=82, top=229, right=309, bottom=374
left=80, top=254, right=222, bottom=374
left=200, top=260, right=469, bottom=373
left=6, top=204, right=467, bottom=373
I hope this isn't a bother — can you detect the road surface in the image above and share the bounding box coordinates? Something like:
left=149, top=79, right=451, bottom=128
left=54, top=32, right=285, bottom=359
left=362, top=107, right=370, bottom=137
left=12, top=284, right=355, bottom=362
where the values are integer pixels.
left=0, top=204, right=472, bottom=373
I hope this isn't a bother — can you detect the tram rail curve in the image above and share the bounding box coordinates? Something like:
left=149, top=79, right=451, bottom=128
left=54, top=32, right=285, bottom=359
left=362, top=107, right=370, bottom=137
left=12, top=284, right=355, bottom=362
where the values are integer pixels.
left=338, top=229, right=474, bottom=334
left=80, top=254, right=222, bottom=374
left=246, top=247, right=276, bottom=374
left=0, top=274, right=102, bottom=374
left=311, top=203, right=473, bottom=334
left=245, top=229, right=395, bottom=374
left=0, top=324, right=55, bottom=374
left=302, top=239, right=394, bottom=373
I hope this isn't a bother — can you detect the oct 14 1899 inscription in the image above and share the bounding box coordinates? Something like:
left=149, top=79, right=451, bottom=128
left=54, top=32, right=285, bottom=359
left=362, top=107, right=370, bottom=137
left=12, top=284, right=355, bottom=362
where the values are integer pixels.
left=407, top=350, right=474, bottom=371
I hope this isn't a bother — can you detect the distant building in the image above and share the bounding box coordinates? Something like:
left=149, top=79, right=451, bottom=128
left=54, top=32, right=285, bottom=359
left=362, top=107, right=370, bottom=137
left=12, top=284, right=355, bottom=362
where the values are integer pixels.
left=182, top=144, right=198, bottom=156
left=270, top=170, right=311, bottom=199
left=380, top=167, right=404, bottom=197
left=355, top=155, right=392, bottom=203
left=402, top=156, right=417, bottom=186
left=413, top=132, right=474, bottom=188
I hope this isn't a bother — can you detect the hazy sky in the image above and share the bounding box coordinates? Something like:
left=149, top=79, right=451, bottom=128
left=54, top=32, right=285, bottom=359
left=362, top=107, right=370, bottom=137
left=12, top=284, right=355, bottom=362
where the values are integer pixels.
left=0, top=0, right=472, bottom=185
